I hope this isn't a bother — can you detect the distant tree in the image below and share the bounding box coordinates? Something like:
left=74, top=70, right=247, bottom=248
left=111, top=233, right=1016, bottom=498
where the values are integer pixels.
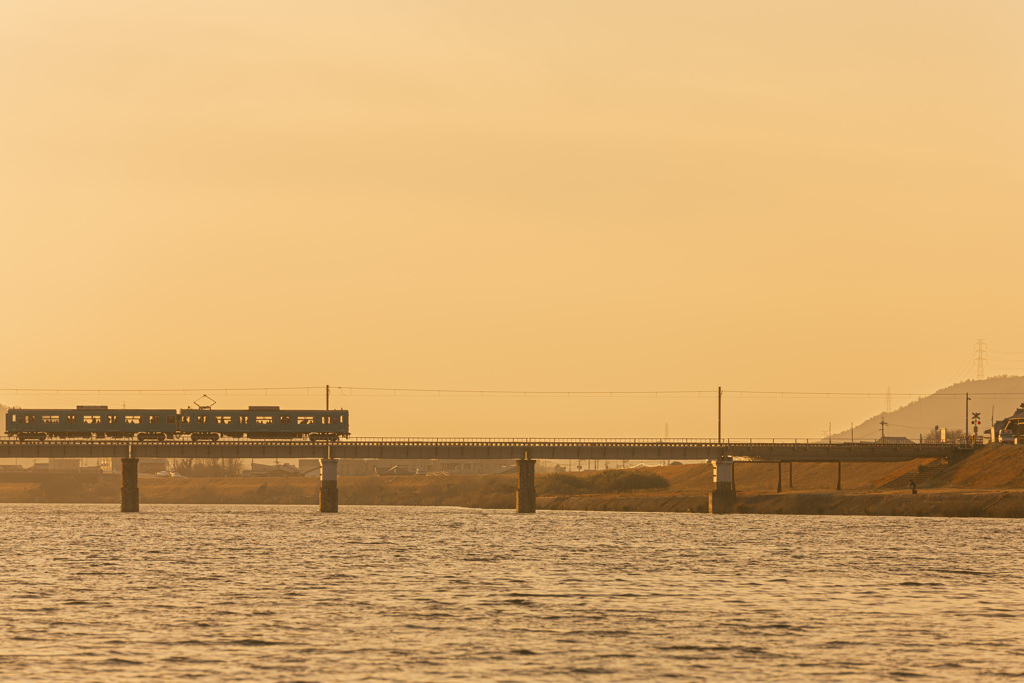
left=173, top=457, right=242, bottom=477
left=946, top=429, right=967, bottom=443
left=173, top=458, right=194, bottom=475
left=537, top=469, right=669, bottom=495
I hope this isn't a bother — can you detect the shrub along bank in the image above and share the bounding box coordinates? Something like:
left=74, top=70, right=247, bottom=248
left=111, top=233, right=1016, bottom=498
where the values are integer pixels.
left=538, top=469, right=670, bottom=495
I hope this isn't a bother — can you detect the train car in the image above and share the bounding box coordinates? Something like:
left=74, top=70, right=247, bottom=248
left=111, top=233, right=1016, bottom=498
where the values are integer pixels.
left=5, top=406, right=178, bottom=441
left=178, top=406, right=349, bottom=442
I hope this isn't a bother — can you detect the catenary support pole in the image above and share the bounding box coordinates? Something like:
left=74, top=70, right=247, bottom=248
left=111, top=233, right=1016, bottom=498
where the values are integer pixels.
left=718, top=387, right=722, bottom=444
left=516, top=454, right=536, bottom=514
left=836, top=461, right=842, bottom=491
left=320, top=453, right=339, bottom=513
left=121, top=451, right=139, bottom=513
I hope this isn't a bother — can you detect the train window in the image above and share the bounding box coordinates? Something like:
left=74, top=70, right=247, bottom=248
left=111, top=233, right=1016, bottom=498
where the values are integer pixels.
left=84, top=415, right=101, bottom=424
left=124, top=416, right=141, bottom=425
left=255, top=416, right=274, bottom=425
left=180, top=415, right=190, bottom=424
left=42, top=415, right=60, bottom=424
left=197, top=415, right=209, bottom=425
left=216, top=416, right=233, bottom=425
left=149, top=416, right=160, bottom=424
left=107, top=415, right=120, bottom=424
left=167, top=416, right=175, bottom=424
left=238, top=416, right=250, bottom=425
left=66, top=415, right=78, bottom=424
left=280, top=416, right=291, bottom=424
left=321, top=416, right=331, bottom=425
left=297, top=416, right=314, bottom=425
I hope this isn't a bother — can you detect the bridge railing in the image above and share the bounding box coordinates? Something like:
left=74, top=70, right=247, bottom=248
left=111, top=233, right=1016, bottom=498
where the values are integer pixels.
left=0, top=436, right=972, bottom=448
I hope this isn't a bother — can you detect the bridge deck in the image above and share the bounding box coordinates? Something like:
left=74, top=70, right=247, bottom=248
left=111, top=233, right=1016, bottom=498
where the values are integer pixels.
left=0, top=439, right=974, bottom=463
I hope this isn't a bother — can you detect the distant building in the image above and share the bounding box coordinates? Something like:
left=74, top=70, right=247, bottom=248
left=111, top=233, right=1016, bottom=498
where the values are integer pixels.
left=49, top=459, right=81, bottom=470
left=247, top=462, right=303, bottom=477
left=876, top=436, right=916, bottom=445
left=100, top=458, right=168, bottom=474
left=994, top=403, right=1024, bottom=437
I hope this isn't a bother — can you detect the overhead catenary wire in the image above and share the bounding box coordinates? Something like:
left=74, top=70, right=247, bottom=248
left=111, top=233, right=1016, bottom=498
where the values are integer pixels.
left=0, top=385, right=1017, bottom=400
left=945, top=351, right=977, bottom=386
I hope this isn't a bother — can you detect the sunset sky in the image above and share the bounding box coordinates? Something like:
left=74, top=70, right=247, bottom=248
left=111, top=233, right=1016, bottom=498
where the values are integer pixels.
left=1, top=1, right=1022, bottom=437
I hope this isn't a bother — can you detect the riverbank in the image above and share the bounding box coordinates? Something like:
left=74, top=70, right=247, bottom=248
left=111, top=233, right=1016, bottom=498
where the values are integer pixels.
left=2, top=445, right=1022, bottom=517
left=541, top=490, right=1024, bottom=517
left=0, top=473, right=519, bottom=507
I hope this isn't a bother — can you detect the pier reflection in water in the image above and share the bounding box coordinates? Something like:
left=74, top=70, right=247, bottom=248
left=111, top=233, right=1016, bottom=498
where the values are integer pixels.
left=1, top=505, right=1022, bottom=681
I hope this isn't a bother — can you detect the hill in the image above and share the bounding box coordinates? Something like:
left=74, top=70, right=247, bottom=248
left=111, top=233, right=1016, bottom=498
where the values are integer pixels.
left=834, top=376, right=1024, bottom=442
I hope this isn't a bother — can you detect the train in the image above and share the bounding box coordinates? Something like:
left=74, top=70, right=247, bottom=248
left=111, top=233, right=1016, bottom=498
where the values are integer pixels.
left=4, top=405, right=350, bottom=442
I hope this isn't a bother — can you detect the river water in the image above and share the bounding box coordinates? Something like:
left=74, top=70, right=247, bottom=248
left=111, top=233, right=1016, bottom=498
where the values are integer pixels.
left=1, top=505, right=1022, bottom=681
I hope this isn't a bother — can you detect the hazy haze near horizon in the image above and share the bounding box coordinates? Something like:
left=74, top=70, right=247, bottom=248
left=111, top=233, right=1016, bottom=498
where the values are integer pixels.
left=2, top=1, right=1022, bottom=436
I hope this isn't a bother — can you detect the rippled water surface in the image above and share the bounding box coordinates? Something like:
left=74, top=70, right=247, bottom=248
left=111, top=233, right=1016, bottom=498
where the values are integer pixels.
left=1, top=505, right=1022, bottom=681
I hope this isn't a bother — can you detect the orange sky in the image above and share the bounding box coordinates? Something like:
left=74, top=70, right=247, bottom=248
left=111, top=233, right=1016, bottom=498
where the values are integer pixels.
left=1, top=1, right=1022, bottom=437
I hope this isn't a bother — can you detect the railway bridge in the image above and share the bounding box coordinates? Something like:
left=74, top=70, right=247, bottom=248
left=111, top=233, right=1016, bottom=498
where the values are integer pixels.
left=0, top=438, right=975, bottom=514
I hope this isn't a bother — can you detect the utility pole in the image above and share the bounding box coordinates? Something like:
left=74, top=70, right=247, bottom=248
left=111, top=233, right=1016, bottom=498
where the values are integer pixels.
left=880, top=415, right=888, bottom=441
left=718, top=387, right=722, bottom=444
left=326, top=384, right=330, bottom=411
left=965, top=393, right=970, bottom=443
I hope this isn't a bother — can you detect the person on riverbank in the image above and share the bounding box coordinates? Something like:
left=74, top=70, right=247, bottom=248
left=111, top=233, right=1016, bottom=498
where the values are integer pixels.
left=909, top=479, right=918, bottom=495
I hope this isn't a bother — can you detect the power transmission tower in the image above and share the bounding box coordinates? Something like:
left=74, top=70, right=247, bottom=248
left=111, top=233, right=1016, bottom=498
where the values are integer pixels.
left=974, top=339, right=987, bottom=380
left=885, top=387, right=892, bottom=414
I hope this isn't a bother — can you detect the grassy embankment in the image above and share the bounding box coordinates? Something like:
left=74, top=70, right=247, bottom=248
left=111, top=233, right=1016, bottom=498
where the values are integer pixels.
left=2, top=445, right=1023, bottom=516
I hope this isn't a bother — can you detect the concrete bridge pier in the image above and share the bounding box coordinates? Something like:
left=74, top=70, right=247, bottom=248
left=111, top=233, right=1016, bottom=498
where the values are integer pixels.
left=516, top=455, right=536, bottom=514
left=120, top=456, right=139, bottom=513
left=777, top=461, right=783, bottom=492
left=836, top=461, right=842, bottom=491
left=709, top=456, right=736, bottom=514
left=319, top=457, right=339, bottom=513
